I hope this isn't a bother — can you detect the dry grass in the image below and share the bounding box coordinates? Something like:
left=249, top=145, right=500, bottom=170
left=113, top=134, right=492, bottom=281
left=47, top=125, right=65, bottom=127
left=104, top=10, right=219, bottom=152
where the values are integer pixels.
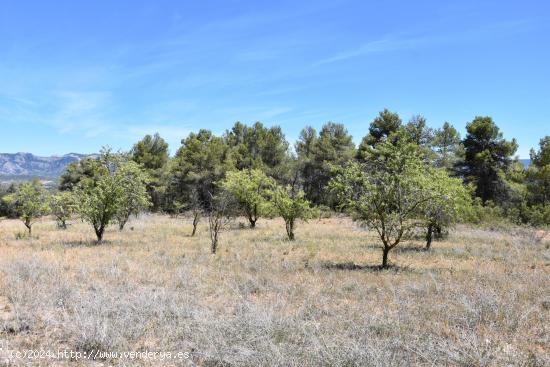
left=0, top=215, right=549, bottom=366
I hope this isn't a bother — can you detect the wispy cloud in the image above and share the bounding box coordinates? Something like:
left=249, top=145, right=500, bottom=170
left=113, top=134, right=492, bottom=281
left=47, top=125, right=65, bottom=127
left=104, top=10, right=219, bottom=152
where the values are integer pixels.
left=49, top=91, right=112, bottom=135
left=314, top=20, right=533, bottom=66
left=314, top=38, right=415, bottom=66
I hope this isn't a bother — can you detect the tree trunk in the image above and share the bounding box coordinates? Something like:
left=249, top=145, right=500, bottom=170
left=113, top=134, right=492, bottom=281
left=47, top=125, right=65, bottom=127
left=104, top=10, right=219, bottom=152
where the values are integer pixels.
left=426, top=224, right=433, bottom=250
left=435, top=225, right=442, bottom=239
left=211, top=234, right=218, bottom=254
left=286, top=219, right=295, bottom=241
left=119, top=211, right=131, bottom=231
left=247, top=208, right=257, bottom=229
left=95, top=226, right=104, bottom=243
left=25, top=222, right=32, bottom=236
left=382, top=246, right=390, bottom=268
left=191, top=213, right=200, bottom=236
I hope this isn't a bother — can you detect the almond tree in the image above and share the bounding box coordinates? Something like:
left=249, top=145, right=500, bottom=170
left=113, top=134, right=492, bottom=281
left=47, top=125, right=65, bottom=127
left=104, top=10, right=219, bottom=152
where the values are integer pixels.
left=115, top=161, right=151, bottom=230
left=269, top=184, right=316, bottom=241
left=423, top=168, right=471, bottom=249
left=220, top=169, right=275, bottom=228
left=50, top=191, right=77, bottom=229
left=3, top=179, right=50, bottom=236
left=74, top=149, right=149, bottom=242
left=331, top=138, right=433, bottom=268
left=207, top=191, right=237, bottom=254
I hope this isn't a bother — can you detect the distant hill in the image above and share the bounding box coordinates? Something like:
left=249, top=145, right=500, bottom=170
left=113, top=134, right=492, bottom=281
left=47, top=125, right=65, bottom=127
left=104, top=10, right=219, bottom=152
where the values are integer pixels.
left=0, top=153, right=534, bottom=181
left=0, top=153, right=92, bottom=180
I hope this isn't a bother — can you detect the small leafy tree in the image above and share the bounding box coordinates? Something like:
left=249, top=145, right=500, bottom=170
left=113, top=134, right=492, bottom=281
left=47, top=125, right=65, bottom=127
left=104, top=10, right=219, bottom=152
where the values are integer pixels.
left=187, top=187, right=203, bottom=236
left=3, top=179, right=50, bottom=236
left=423, top=168, right=472, bottom=249
left=207, top=191, right=237, bottom=254
left=331, top=139, right=433, bottom=268
left=50, top=191, right=77, bottom=229
left=269, top=184, right=316, bottom=240
left=115, top=161, right=151, bottom=230
left=73, top=149, right=149, bottom=243
left=76, top=174, right=121, bottom=243
left=220, top=169, right=275, bottom=228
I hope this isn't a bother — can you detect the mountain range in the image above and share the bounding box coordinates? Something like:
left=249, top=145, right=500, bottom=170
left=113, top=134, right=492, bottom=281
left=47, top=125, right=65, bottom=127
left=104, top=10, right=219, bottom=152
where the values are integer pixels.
left=0, top=153, right=91, bottom=179
left=0, top=152, right=533, bottom=180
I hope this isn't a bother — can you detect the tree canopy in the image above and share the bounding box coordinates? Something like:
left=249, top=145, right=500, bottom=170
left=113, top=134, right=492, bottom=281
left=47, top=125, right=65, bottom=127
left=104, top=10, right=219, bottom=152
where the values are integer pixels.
left=224, top=121, right=289, bottom=176
left=457, top=116, right=518, bottom=203
left=131, top=133, right=169, bottom=211
left=357, top=108, right=402, bottom=160
left=432, top=122, right=462, bottom=170
left=220, top=169, right=275, bottom=228
left=74, top=149, right=150, bottom=242
left=3, top=179, right=50, bottom=235
left=296, top=122, right=355, bottom=206
left=331, top=139, right=436, bottom=268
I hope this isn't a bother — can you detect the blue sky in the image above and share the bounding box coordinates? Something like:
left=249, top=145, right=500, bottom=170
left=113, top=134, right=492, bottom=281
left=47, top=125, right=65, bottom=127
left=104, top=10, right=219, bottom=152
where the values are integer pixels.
left=1, top=0, right=549, bottom=157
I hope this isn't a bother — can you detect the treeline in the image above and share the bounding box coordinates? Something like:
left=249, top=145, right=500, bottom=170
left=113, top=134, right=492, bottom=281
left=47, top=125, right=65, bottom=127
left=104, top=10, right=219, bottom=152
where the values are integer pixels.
left=71, top=110, right=547, bottom=226
left=1, top=109, right=549, bottom=267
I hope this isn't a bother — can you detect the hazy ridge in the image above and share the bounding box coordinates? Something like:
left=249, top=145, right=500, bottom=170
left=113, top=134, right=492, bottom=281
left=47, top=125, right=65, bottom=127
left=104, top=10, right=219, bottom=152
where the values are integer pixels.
left=0, top=152, right=91, bottom=179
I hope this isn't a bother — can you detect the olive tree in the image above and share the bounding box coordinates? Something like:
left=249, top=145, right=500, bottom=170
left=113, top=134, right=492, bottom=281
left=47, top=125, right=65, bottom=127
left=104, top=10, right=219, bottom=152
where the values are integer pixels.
left=50, top=191, right=77, bottom=229
left=330, top=139, right=433, bottom=268
left=220, top=169, right=275, bottom=228
left=3, top=179, right=50, bottom=236
left=269, top=184, right=316, bottom=241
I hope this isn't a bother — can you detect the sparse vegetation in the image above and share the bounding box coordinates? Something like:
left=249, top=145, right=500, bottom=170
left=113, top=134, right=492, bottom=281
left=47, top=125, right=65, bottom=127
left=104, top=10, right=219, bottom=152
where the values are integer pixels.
left=0, top=216, right=548, bottom=366
left=1, top=112, right=549, bottom=366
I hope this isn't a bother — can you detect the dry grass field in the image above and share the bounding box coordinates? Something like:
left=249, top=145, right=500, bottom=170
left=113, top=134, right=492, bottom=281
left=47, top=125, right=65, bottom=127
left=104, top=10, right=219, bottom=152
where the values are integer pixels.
left=0, top=215, right=549, bottom=366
